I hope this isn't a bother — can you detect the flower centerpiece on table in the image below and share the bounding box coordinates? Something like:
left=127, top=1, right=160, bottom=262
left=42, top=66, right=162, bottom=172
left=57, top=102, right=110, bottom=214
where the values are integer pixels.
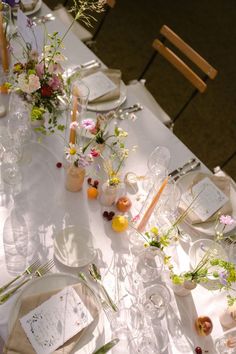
left=9, top=0, right=106, bottom=135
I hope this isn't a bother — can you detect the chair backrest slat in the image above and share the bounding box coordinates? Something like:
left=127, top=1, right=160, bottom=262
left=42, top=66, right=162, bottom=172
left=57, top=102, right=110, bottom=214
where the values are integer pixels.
left=160, top=25, right=218, bottom=80
left=153, top=39, right=207, bottom=93
left=106, top=0, right=116, bottom=8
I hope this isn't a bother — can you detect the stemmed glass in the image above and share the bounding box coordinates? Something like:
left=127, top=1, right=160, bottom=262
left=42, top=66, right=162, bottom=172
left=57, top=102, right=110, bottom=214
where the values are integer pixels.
left=134, top=247, right=164, bottom=283
left=140, top=283, right=171, bottom=321
left=143, top=145, right=171, bottom=192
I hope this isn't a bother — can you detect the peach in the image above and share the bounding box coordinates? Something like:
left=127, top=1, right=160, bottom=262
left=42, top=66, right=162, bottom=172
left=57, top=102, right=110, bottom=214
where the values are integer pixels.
left=195, top=316, right=213, bottom=336
left=116, top=196, right=132, bottom=212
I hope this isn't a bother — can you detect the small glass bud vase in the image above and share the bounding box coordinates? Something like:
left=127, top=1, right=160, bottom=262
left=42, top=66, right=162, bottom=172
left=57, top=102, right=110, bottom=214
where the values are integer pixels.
left=65, top=163, right=85, bottom=192
left=100, top=180, right=124, bottom=206
left=171, top=279, right=197, bottom=296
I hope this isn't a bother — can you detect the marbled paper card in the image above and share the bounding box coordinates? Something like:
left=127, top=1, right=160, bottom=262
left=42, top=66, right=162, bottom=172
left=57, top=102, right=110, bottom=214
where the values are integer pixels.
left=20, top=286, right=93, bottom=354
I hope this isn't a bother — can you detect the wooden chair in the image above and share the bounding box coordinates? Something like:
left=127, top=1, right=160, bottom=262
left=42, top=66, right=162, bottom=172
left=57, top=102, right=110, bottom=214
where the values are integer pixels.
left=128, top=25, right=218, bottom=127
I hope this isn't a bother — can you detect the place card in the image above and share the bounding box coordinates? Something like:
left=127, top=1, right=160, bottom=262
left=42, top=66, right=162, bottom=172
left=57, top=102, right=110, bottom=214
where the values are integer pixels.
left=17, top=9, right=44, bottom=52
left=182, top=177, right=229, bottom=222
left=81, top=71, right=117, bottom=102
left=20, top=286, right=94, bottom=354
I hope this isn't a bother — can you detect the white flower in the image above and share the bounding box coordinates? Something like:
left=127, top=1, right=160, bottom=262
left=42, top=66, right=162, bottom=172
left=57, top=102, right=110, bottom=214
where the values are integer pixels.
left=64, top=143, right=80, bottom=163
left=18, top=73, right=41, bottom=94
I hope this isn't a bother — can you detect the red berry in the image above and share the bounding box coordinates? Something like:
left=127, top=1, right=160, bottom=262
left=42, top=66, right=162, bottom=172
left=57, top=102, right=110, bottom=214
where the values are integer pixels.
left=93, top=180, right=99, bottom=187
left=109, top=211, right=115, bottom=218
left=195, top=347, right=202, bottom=354
left=107, top=215, right=113, bottom=221
left=103, top=211, right=109, bottom=218
left=56, top=162, right=62, bottom=168
left=87, top=177, right=92, bottom=185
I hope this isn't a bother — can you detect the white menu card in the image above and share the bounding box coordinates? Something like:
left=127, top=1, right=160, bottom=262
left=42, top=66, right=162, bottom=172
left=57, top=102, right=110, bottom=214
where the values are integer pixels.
left=81, top=71, right=117, bottom=102
left=182, top=177, right=229, bottom=222
left=20, top=286, right=93, bottom=354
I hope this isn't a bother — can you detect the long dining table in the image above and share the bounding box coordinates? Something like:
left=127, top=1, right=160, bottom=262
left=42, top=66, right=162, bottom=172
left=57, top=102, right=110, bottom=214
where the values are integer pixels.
left=0, top=2, right=232, bottom=353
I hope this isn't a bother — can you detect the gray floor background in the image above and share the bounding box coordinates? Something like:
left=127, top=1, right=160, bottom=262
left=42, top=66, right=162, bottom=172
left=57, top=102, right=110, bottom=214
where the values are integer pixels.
left=46, top=0, right=236, bottom=180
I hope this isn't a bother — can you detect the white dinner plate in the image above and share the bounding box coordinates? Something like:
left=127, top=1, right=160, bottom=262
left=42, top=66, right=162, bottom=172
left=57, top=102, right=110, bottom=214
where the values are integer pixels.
left=177, top=172, right=236, bottom=237
left=13, top=0, right=42, bottom=17
left=87, top=81, right=127, bottom=112
left=54, top=226, right=96, bottom=267
left=8, top=273, right=104, bottom=353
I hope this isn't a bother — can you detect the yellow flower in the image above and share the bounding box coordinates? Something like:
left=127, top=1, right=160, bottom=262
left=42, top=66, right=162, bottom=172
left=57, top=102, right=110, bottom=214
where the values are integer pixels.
left=151, top=226, right=159, bottom=236
left=144, top=243, right=149, bottom=248
left=69, top=148, right=77, bottom=155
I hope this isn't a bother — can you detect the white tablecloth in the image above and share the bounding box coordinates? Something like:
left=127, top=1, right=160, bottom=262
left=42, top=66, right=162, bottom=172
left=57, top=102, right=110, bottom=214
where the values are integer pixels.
left=0, top=3, right=228, bottom=354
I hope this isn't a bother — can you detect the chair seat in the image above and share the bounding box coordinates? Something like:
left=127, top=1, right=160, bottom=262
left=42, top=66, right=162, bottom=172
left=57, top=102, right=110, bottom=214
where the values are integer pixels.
left=127, top=80, right=172, bottom=126
left=53, top=6, right=93, bottom=42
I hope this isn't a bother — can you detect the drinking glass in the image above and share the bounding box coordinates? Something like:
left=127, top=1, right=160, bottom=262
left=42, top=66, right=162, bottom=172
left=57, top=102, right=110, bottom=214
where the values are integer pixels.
left=143, top=146, right=170, bottom=192
left=8, top=92, right=32, bottom=144
left=0, top=2, right=12, bottom=72
left=2, top=144, right=22, bottom=185
left=140, top=283, right=171, bottom=320
left=133, top=328, right=168, bottom=353
left=135, top=247, right=164, bottom=283
left=0, top=70, right=10, bottom=118
left=71, top=80, right=90, bottom=121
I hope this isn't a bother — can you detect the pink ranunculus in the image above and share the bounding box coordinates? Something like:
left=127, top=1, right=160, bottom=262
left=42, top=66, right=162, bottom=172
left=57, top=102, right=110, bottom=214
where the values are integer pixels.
left=219, top=215, right=235, bottom=225
left=36, top=63, right=45, bottom=78
left=48, top=75, right=62, bottom=91
left=81, top=119, right=96, bottom=131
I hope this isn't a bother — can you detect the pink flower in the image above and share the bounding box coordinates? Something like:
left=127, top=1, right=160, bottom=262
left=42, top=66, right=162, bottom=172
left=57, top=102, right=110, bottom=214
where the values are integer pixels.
left=48, top=75, right=62, bottom=91
left=18, top=73, right=41, bottom=94
left=70, top=121, right=79, bottom=130
left=90, top=148, right=100, bottom=158
left=219, top=215, right=235, bottom=225
left=36, top=63, right=45, bottom=78
left=81, top=119, right=95, bottom=131
left=48, top=62, right=64, bottom=74
left=131, top=214, right=140, bottom=223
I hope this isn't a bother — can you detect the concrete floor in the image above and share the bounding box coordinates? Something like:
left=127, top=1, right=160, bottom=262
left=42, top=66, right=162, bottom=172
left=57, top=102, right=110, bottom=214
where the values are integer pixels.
left=46, top=0, right=236, bottom=180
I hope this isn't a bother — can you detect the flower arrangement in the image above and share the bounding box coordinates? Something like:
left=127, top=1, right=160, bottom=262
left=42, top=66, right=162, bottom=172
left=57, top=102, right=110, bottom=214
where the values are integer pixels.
left=9, top=0, right=106, bottom=135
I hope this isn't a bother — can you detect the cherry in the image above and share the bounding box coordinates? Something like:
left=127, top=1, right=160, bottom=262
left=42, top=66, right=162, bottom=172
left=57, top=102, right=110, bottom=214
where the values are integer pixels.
left=195, top=347, right=202, bottom=354
left=56, top=162, right=62, bottom=168
left=109, top=212, right=115, bottom=218
left=87, top=177, right=92, bottom=185
left=103, top=211, right=109, bottom=218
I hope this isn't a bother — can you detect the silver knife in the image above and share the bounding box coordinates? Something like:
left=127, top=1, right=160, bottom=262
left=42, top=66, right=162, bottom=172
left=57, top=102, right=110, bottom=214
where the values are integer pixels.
left=169, top=158, right=196, bottom=178
left=173, top=160, right=201, bottom=181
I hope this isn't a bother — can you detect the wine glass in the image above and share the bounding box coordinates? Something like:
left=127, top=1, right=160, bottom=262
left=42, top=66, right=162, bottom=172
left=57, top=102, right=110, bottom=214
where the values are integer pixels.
left=143, top=146, right=170, bottom=192
left=140, top=283, right=171, bottom=321
left=134, top=247, right=164, bottom=283
left=133, top=328, right=169, bottom=353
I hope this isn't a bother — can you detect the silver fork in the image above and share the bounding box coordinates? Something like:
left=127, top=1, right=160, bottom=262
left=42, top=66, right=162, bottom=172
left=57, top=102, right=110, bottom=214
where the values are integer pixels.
left=0, top=259, right=41, bottom=294
left=0, top=259, right=54, bottom=304
left=101, top=300, right=116, bottom=323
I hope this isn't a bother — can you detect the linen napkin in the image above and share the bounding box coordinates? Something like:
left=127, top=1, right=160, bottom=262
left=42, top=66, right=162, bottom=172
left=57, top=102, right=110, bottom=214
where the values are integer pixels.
left=80, top=68, right=121, bottom=103
left=4, top=283, right=99, bottom=354
left=179, top=172, right=232, bottom=225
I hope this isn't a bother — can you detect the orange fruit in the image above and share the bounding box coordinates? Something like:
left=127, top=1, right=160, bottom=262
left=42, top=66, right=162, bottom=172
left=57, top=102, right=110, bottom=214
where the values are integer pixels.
left=112, top=215, right=129, bottom=232
left=87, top=186, right=99, bottom=199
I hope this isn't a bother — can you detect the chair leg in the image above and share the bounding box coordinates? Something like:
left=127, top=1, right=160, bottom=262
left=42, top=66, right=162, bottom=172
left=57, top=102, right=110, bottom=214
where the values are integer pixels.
left=138, top=51, right=157, bottom=81
left=172, top=88, right=198, bottom=123
left=221, top=150, right=236, bottom=169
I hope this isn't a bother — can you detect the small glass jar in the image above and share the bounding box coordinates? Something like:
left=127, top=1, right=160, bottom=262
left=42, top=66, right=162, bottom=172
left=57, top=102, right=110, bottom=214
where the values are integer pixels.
left=65, top=164, right=85, bottom=192
left=100, top=180, right=124, bottom=206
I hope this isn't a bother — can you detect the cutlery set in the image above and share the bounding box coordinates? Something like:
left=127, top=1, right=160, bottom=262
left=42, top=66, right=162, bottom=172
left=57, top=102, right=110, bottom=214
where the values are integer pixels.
left=115, top=103, right=143, bottom=120
left=0, top=259, right=54, bottom=304
left=169, top=157, right=201, bottom=181
left=32, top=13, right=56, bottom=25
